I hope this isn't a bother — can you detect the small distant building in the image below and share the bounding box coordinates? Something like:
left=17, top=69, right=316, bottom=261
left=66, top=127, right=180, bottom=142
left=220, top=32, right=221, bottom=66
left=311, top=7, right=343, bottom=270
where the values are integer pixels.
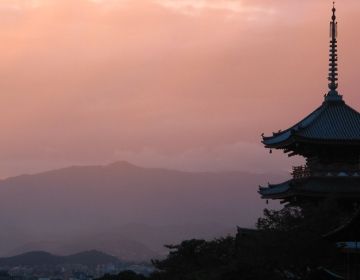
left=259, top=4, right=360, bottom=207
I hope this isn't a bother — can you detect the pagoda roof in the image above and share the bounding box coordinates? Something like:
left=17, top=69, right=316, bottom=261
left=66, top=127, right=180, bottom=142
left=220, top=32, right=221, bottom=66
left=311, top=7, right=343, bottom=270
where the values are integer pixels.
left=262, top=99, right=360, bottom=149
left=323, top=208, right=360, bottom=241
left=259, top=177, right=360, bottom=200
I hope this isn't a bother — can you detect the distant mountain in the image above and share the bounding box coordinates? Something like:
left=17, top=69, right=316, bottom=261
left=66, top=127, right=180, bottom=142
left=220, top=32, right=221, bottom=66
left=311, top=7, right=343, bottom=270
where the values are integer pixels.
left=0, top=161, right=284, bottom=260
left=7, top=235, right=159, bottom=262
left=0, top=250, right=118, bottom=267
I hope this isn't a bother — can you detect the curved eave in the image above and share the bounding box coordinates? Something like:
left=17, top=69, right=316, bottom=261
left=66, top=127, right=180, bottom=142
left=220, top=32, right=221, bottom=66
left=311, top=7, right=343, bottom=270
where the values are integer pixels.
left=260, top=177, right=360, bottom=200
left=262, top=134, right=360, bottom=150
left=262, top=100, right=360, bottom=149
left=262, top=104, right=324, bottom=148
left=258, top=180, right=292, bottom=199
left=262, top=130, right=293, bottom=148
left=323, top=208, right=360, bottom=241
left=293, top=136, right=360, bottom=145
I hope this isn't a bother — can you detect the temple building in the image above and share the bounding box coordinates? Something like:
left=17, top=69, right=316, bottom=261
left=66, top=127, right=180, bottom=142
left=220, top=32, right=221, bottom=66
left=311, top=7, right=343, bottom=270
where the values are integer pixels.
left=259, top=4, right=360, bottom=206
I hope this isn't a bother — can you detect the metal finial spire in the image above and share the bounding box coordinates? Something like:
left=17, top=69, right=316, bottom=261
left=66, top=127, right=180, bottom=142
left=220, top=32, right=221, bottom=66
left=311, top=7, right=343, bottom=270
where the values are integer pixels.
left=326, top=2, right=342, bottom=101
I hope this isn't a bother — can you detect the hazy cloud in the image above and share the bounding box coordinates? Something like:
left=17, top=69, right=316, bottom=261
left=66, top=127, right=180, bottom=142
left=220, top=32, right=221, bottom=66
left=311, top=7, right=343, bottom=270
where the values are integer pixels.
left=154, top=0, right=276, bottom=16
left=0, top=0, right=358, bottom=177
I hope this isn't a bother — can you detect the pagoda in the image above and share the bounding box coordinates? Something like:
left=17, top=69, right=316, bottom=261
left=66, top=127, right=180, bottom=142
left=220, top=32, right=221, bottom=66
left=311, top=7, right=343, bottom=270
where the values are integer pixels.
left=259, top=4, right=360, bottom=206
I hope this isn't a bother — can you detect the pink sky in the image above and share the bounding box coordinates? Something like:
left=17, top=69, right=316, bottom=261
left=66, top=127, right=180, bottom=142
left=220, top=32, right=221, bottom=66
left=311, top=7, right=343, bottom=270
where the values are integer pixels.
left=0, top=0, right=359, bottom=177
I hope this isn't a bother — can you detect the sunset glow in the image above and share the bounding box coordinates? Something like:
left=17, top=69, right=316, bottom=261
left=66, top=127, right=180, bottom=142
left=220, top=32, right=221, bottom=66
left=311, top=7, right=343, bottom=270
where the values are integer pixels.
left=0, top=0, right=359, bottom=177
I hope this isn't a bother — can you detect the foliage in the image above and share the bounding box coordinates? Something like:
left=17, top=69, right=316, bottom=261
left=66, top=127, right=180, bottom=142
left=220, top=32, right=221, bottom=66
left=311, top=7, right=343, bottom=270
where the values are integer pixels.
left=98, top=200, right=350, bottom=280
left=256, top=206, right=303, bottom=231
left=148, top=200, right=347, bottom=279
left=151, top=237, right=281, bottom=280
left=98, top=271, right=147, bottom=280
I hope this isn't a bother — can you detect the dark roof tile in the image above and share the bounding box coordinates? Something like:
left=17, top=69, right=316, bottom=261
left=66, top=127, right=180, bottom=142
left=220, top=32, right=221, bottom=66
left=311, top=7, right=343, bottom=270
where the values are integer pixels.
left=262, top=100, right=360, bottom=147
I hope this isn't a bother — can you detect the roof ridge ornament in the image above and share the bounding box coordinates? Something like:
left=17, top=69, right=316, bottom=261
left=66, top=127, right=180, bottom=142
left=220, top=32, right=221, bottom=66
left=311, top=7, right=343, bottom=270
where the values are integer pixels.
left=325, top=2, right=343, bottom=102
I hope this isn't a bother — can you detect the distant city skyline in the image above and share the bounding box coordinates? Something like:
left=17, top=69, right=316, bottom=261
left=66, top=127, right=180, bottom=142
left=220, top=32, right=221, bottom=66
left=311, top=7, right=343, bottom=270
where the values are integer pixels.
left=0, top=0, right=359, bottom=177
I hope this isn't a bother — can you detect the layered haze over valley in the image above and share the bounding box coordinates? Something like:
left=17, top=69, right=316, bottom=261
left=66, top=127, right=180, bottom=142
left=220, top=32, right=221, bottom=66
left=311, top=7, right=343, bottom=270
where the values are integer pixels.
left=0, top=161, right=283, bottom=261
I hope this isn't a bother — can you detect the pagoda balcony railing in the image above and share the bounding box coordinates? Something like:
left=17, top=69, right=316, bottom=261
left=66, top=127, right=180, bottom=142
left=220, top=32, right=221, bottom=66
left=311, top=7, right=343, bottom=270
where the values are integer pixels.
left=292, top=166, right=311, bottom=180
left=291, top=165, right=360, bottom=180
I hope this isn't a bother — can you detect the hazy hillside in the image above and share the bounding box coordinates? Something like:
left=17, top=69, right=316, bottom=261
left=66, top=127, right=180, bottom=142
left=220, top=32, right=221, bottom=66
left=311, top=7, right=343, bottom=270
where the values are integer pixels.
left=0, top=161, right=284, bottom=260
left=0, top=250, right=118, bottom=267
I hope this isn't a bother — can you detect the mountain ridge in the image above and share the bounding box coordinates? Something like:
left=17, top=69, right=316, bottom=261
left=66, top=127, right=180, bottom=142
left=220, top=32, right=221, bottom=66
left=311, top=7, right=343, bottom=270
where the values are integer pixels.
left=0, top=160, right=282, bottom=183
left=0, top=250, right=119, bottom=267
left=0, top=161, right=284, bottom=261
